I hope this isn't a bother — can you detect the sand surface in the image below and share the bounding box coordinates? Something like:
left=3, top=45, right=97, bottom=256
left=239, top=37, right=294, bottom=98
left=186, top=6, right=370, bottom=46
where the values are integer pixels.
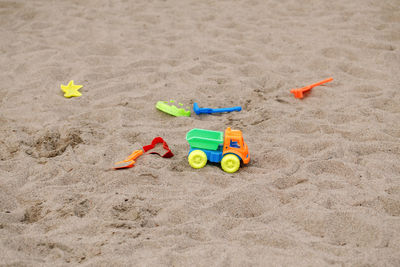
left=1, top=0, right=400, bottom=265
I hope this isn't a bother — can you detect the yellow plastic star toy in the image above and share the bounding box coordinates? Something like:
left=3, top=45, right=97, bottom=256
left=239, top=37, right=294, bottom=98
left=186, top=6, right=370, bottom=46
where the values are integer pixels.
left=61, top=80, right=83, bottom=98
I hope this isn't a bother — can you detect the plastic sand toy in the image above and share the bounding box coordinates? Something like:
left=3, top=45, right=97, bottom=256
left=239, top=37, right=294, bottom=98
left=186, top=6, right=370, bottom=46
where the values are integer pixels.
left=142, top=137, right=174, bottom=158
left=290, top=77, right=333, bottom=99
left=156, top=100, right=191, bottom=117
left=186, top=127, right=250, bottom=173
left=193, top=102, right=242, bottom=115
left=113, top=137, right=173, bottom=170
left=113, top=150, right=143, bottom=169
left=61, top=80, right=83, bottom=98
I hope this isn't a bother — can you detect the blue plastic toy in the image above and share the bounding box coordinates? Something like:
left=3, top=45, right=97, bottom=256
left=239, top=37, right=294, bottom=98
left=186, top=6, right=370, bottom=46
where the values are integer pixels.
left=193, top=103, right=242, bottom=115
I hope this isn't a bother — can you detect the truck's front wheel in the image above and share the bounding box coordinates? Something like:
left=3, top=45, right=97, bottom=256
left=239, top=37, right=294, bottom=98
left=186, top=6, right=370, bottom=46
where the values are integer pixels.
left=221, top=154, right=240, bottom=173
left=188, top=150, right=207, bottom=169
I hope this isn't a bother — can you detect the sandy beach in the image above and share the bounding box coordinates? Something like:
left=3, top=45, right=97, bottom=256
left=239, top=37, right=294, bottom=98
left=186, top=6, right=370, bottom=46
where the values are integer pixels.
left=1, top=0, right=400, bottom=265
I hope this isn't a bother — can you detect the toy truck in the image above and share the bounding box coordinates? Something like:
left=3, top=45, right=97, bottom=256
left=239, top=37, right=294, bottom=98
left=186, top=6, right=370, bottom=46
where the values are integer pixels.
left=186, top=127, right=250, bottom=173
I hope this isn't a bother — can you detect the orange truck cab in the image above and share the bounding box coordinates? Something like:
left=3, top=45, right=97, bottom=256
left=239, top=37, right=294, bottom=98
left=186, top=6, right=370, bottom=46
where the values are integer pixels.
left=223, top=127, right=250, bottom=164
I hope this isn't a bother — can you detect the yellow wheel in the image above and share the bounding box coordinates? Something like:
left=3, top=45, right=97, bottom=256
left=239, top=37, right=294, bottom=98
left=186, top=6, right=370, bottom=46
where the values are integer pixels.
left=188, top=150, right=207, bottom=169
left=221, top=154, right=240, bottom=173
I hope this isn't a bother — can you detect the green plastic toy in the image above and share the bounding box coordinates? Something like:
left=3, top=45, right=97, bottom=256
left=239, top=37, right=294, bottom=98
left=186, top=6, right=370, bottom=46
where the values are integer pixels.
left=156, top=100, right=191, bottom=117
left=186, top=129, right=223, bottom=150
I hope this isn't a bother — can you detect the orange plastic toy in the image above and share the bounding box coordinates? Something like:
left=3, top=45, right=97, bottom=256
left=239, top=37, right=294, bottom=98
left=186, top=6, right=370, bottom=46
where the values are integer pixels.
left=113, top=137, right=174, bottom=170
left=223, top=127, right=250, bottom=165
left=290, top=77, right=333, bottom=99
left=113, top=150, right=143, bottom=169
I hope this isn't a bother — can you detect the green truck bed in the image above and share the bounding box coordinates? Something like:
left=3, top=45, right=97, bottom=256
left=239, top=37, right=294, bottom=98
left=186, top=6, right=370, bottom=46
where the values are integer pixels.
left=186, top=129, right=223, bottom=150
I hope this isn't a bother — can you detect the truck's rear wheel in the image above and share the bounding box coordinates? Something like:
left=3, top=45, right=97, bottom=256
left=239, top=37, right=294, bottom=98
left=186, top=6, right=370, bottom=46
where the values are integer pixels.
left=221, top=154, right=240, bottom=173
left=188, top=150, right=207, bottom=169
